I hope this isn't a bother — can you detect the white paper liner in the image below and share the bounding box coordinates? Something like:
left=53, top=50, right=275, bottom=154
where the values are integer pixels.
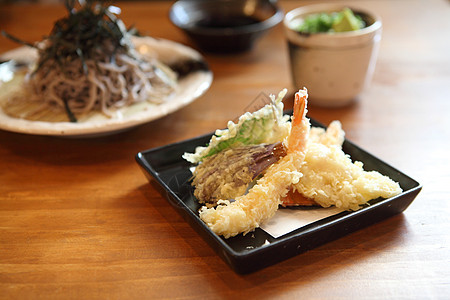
left=261, top=207, right=345, bottom=238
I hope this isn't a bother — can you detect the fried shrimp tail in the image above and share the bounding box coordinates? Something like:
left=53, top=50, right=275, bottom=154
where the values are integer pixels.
left=199, top=89, right=310, bottom=238
left=287, top=90, right=309, bottom=154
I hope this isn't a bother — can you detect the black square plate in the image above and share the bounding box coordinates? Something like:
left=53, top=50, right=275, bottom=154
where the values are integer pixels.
left=135, top=119, right=422, bottom=274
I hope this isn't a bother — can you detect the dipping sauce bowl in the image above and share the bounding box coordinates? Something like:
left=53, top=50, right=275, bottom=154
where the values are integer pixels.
left=169, top=0, right=283, bottom=54
left=284, top=4, right=382, bottom=107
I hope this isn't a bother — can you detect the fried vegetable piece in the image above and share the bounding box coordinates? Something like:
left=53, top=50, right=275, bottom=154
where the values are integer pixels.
left=282, top=189, right=318, bottom=207
left=183, top=89, right=290, bottom=164
left=192, top=142, right=286, bottom=204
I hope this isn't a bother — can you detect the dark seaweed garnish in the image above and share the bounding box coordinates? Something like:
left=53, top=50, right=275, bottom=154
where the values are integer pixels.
left=168, top=58, right=210, bottom=79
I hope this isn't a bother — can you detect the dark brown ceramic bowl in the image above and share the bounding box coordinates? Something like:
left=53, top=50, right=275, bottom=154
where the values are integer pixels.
left=169, top=0, right=283, bottom=53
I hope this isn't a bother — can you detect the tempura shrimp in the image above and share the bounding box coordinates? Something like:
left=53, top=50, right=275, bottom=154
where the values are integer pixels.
left=199, top=89, right=310, bottom=238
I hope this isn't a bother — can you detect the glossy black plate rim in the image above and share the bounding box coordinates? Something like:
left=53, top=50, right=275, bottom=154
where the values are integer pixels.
left=135, top=118, right=422, bottom=274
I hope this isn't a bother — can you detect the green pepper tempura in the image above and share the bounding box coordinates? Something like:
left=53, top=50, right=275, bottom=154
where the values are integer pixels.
left=296, top=8, right=365, bottom=33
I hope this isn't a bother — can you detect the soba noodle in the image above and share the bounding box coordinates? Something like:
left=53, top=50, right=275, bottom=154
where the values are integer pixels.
left=24, top=47, right=176, bottom=119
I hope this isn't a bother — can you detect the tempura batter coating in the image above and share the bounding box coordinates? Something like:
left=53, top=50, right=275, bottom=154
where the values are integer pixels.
left=288, top=119, right=402, bottom=210
left=293, top=142, right=402, bottom=211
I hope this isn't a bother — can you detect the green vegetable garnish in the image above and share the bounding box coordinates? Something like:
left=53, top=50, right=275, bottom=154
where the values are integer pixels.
left=297, top=8, right=365, bottom=33
left=183, top=89, right=291, bottom=164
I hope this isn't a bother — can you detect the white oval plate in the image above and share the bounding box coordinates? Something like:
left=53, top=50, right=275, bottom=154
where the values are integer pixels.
left=0, top=36, right=212, bottom=137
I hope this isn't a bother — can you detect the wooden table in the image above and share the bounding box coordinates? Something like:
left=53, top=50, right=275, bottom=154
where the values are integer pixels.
left=1, top=0, right=449, bottom=298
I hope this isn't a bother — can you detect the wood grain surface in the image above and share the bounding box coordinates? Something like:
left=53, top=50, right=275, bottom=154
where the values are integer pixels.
left=1, top=0, right=449, bottom=298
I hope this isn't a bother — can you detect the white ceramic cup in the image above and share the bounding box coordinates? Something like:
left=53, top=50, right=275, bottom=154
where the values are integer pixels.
left=284, top=4, right=382, bottom=107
